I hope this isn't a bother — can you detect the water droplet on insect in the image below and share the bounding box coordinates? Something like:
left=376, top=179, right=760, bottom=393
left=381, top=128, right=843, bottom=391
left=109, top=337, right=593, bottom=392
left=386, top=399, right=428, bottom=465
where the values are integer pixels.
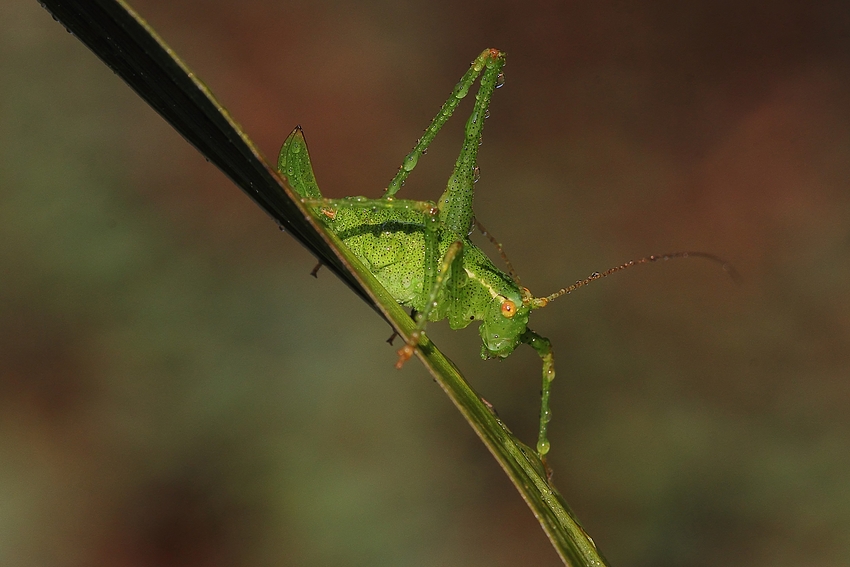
left=453, top=81, right=470, bottom=99
left=465, top=111, right=480, bottom=139
left=403, top=152, right=418, bottom=171
left=472, top=166, right=481, bottom=183
left=590, top=271, right=600, bottom=278
left=495, top=72, right=505, bottom=88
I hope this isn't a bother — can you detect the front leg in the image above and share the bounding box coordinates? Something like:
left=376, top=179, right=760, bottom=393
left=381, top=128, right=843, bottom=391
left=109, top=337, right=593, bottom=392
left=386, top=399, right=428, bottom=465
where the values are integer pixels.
left=521, top=329, right=555, bottom=458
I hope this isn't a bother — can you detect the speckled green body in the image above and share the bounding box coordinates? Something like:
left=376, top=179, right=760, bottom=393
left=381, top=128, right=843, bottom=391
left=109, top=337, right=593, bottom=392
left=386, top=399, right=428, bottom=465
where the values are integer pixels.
left=320, top=204, right=518, bottom=324
left=278, top=49, right=556, bottom=458
left=327, top=204, right=433, bottom=308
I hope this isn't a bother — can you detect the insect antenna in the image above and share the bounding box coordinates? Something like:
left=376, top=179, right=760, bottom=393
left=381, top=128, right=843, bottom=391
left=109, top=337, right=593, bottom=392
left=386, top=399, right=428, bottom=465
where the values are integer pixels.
left=474, top=218, right=522, bottom=286
left=540, top=251, right=740, bottom=305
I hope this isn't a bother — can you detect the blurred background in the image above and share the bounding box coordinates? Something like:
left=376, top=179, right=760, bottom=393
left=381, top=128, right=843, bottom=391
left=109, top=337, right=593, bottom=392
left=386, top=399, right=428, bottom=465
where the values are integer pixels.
left=3, top=1, right=850, bottom=565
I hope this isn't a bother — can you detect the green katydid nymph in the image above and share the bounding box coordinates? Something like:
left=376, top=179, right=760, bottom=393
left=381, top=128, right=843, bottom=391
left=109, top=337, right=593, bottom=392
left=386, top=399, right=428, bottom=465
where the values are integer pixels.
left=278, top=48, right=735, bottom=459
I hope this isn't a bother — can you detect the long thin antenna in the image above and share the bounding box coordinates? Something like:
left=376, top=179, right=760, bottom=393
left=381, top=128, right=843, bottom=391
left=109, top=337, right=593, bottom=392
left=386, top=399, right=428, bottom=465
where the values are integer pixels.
left=543, top=251, right=741, bottom=303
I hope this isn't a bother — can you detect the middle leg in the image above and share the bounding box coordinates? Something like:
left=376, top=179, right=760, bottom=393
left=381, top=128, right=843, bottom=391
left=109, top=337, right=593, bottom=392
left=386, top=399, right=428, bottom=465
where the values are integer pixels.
left=396, top=239, right=464, bottom=368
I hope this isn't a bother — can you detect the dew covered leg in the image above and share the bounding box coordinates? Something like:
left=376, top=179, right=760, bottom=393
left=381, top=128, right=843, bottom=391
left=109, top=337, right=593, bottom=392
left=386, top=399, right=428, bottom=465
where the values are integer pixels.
left=396, top=240, right=464, bottom=368
left=437, top=50, right=505, bottom=235
left=384, top=49, right=506, bottom=199
left=521, top=329, right=555, bottom=458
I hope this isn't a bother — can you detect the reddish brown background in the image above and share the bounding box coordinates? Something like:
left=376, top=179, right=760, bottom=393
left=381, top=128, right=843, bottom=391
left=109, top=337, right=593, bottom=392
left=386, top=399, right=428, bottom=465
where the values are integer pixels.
left=3, top=1, right=850, bottom=565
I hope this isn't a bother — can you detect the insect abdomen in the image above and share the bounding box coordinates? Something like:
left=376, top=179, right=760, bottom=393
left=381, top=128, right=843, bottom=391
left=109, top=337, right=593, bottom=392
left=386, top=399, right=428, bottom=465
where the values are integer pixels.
left=323, top=206, right=428, bottom=308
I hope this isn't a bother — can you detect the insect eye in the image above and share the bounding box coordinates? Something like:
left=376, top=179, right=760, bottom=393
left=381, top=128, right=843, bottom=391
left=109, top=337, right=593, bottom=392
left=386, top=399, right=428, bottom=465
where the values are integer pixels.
left=500, top=299, right=516, bottom=318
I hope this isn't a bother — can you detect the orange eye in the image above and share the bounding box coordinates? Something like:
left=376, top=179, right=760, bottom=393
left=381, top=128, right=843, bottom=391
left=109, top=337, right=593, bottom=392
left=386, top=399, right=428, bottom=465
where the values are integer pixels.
left=500, top=299, right=516, bottom=318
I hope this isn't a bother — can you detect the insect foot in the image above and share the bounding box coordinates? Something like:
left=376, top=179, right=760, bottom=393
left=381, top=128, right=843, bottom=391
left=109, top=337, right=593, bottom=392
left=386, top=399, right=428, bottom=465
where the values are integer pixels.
left=395, top=331, right=421, bottom=369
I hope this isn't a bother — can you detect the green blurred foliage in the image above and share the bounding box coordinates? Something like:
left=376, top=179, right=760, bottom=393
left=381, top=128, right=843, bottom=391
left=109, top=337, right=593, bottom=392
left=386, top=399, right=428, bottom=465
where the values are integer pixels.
left=2, top=1, right=850, bottom=566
